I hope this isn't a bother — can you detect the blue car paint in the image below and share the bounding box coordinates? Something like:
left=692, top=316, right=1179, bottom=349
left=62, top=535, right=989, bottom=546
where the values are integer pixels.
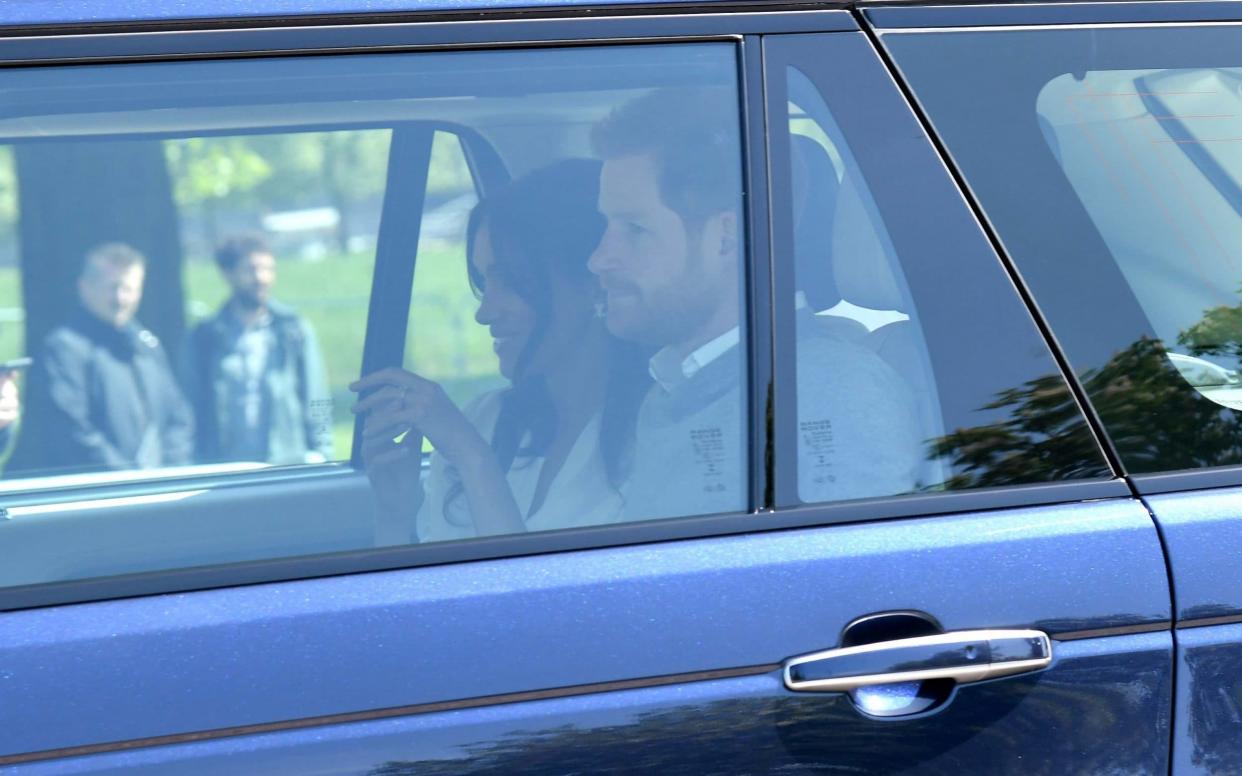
left=1143, top=487, right=1242, bottom=621
left=9, top=633, right=1173, bottom=774
left=0, top=498, right=1169, bottom=760
left=1173, top=623, right=1242, bottom=775
left=1144, top=489, right=1242, bottom=773
left=0, top=0, right=716, bottom=28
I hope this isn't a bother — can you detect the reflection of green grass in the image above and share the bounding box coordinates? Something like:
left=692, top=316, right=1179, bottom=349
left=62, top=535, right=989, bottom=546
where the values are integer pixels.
left=407, top=240, right=505, bottom=406
left=184, top=245, right=502, bottom=461
left=0, top=266, right=24, bottom=366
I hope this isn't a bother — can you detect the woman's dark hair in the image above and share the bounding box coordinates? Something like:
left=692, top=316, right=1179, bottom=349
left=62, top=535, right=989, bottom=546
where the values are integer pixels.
left=445, top=159, right=647, bottom=521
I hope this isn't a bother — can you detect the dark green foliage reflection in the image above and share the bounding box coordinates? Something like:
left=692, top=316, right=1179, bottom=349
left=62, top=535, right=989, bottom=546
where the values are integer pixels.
left=934, top=334, right=1242, bottom=483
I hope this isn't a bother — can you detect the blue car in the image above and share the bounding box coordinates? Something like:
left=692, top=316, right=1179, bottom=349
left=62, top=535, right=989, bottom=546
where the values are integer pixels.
left=0, top=0, right=1237, bottom=772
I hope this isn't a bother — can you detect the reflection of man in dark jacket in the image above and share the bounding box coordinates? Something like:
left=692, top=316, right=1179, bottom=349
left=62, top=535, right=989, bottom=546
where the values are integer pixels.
left=181, top=234, right=331, bottom=465
left=12, top=243, right=194, bottom=474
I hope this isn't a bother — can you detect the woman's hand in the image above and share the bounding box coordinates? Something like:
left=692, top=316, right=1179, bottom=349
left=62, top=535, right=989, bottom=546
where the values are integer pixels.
left=350, top=368, right=489, bottom=467
left=348, top=376, right=419, bottom=517
left=350, top=368, right=527, bottom=539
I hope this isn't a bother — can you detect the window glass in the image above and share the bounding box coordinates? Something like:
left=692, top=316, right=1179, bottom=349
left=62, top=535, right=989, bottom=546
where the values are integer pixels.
left=3, top=128, right=385, bottom=483
left=406, top=131, right=496, bottom=418
left=1036, top=68, right=1242, bottom=409
left=0, top=42, right=747, bottom=588
left=769, top=35, right=1111, bottom=504
left=372, top=48, right=748, bottom=545
left=886, top=25, right=1242, bottom=473
left=785, top=71, right=943, bottom=500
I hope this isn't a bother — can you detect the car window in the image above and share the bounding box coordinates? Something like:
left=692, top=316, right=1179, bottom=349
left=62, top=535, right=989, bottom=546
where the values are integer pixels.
left=406, top=130, right=498, bottom=422
left=885, top=24, right=1242, bottom=474
left=0, top=41, right=749, bottom=587
left=1036, top=67, right=1242, bottom=409
left=379, top=46, right=748, bottom=545
left=769, top=36, right=1112, bottom=504
left=2, top=125, right=387, bottom=482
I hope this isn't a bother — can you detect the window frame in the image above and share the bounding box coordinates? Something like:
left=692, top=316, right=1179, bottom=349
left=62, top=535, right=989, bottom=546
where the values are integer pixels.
left=0, top=10, right=1125, bottom=614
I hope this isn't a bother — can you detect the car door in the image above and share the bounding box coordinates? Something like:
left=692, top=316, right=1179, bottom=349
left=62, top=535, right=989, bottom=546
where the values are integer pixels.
left=871, top=3, right=1242, bottom=772
left=0, top=9, right=1175, bottom=775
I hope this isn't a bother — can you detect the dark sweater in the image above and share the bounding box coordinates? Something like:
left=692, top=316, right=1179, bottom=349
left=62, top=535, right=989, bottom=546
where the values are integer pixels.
left=10, top=306, right=193, bottom=475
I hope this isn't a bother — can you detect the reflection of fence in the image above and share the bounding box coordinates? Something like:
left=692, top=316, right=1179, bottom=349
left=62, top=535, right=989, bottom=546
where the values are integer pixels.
left=187, top=296, right=368, bottom=321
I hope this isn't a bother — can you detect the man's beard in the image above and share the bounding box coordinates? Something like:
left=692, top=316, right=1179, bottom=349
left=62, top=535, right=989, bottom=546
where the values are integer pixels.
left=233, top=291, right=266, bottom=312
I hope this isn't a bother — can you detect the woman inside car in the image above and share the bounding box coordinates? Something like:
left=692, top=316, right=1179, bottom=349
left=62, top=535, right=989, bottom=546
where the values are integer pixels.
left=350, top=159, right=647, bottom=544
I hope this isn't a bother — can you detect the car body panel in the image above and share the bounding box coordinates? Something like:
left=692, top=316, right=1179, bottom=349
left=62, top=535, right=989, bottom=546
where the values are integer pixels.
left=1143, top=488, right=1242, bottom=773
left=1173, top=624, right=1242, bottom=774
left=1144, top=488, right=1242, bottom=623
left=1, top=499, right=1171, bottom=768
left=9, top=632, right=1174, bottom=775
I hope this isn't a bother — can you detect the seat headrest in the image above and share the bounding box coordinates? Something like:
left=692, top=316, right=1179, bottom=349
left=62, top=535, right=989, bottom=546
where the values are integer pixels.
left=831, top=173, right=906, bottom=313
left=790, top=134, right=841, bottom=312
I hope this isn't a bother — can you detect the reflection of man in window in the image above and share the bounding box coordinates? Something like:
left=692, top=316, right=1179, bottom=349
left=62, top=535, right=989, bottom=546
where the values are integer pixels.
left=588, top=89, right=919, bottom=519
left=12, top=243, right=193, bottom=474
left=182, top=233, right=331, bottom=465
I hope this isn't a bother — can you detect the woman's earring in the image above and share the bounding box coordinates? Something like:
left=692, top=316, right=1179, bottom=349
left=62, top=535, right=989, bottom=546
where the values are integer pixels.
left=593, top=295, right=607, bottom=319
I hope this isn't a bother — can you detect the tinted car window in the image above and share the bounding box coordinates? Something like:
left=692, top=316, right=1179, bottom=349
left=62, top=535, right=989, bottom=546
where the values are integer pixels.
left=374, top=45, right=749, bottom=544
left=768, top=35, right=1112, bottom=504
left=885, top=25, right=1242, bottom=473
left=5, top=126, right=386, bottom=482
left=0, top=42, right=749, bottom=586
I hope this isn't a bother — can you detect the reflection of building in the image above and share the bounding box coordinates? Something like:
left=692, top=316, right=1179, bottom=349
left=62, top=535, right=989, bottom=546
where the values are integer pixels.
left=262, top=207, right=340, bottom=261
left=417, top=193, right=478, bottom=251
left=177, top=194, right=386, bottom=265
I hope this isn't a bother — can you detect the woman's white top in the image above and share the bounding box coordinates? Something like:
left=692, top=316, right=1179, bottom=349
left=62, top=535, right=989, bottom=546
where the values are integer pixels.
left=416, top=389, right=623, bottom=543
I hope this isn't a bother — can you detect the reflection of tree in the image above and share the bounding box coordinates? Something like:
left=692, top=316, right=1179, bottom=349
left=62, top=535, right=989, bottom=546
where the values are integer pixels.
left=17, top=141, right=186, bottom=359
left=934, top=336, right=1242, bottom=485
left=1179, top=301, right=1242, bottom=362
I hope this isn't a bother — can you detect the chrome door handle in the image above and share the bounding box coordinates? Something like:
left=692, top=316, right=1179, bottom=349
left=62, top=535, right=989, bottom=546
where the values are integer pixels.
left=783, top=629, right=1052, bottom=693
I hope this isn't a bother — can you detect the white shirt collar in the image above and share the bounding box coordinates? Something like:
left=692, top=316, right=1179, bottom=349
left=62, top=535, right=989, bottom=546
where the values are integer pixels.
left=648, top=326, right=741, bottom=393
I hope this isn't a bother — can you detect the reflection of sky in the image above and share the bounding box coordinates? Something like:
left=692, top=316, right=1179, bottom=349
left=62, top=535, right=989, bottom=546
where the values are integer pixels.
left=851, top=681, right=922, bottom=715
left=25, top=675, right=777, bottom=775
left=1038, top=67, right=1242, bottom=364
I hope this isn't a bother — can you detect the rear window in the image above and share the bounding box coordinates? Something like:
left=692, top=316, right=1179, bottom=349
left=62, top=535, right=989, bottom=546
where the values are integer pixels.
left=0, top=42, right=752, bottom=589
left=885, top=25, right=1242, bottom=473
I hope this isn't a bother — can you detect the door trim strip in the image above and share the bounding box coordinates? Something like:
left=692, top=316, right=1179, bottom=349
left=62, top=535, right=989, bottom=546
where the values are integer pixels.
left=0, top=663, right=780, bottom=765
left=1177, top=613, right=1242, bottom=630
left=1051, top=621, right=1171, bottom=642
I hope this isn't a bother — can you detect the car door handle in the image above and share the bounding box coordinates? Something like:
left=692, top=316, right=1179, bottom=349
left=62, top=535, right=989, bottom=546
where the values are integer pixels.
left=783, top=629, right=1052, bottom=693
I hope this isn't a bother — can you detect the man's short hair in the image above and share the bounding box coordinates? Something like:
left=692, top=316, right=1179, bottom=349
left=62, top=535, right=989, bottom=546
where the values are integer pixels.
left=591, top=87, right=743, bottom=227
left=215, top=233, right=271, bottom=273
left=81, top=242, right=146, bottom=279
